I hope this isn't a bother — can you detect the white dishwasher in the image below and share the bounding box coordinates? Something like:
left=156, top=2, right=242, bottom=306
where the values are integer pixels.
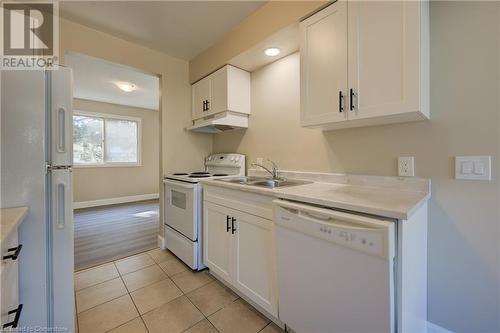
left=274, top=199, right=396, bottom=333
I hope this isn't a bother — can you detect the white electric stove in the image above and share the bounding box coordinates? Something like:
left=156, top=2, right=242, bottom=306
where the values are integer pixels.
left=163, top=153, right=245, bottom=270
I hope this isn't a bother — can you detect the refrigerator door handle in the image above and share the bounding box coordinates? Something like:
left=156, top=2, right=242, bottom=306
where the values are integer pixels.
left=52, top=169, right=72, bottom=231
left=50, top=67, right=73, bottom=167
left=56, top=183, right=66, bottom=229
left=57, top=107, right=66, bottom=153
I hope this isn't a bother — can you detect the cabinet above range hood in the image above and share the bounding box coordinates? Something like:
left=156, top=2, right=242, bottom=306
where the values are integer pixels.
left=187, top=111, right=249, bottom=133
left=188, top=65, right=250, bottom=134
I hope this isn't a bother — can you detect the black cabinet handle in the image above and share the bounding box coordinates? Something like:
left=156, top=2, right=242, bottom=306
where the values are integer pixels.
left=3, top=244, right=22, bottom=261
left=206, top=100, right=210, bottom=111
left=350, top=88, right=356, bottom=111
left=231, top=217, right=236, bottom=234
left=3, top=304, right=23, bottom=329
left=202, top=100, right=206, bottom=111
left=338, top=91, right=344, bottom=113
left=226, top=216, right=231, bottom=232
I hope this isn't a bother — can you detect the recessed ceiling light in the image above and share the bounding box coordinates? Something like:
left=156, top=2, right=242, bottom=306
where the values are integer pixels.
left=115, top=81, right=137, bottom=92
left=264, top=47, right=281, bottom=57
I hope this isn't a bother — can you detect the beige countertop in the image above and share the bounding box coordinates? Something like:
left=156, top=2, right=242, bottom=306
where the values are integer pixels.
left=1, top=207, right=28, bottom=242
left=201, top=172, right=430, bottom=220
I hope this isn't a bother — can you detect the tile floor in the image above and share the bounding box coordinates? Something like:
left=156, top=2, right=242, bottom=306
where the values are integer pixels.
left=75, top=248, right=284, bottom=333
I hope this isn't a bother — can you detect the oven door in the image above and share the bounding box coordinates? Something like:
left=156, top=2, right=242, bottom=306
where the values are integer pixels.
left=164, top=179, right=200, bottom=241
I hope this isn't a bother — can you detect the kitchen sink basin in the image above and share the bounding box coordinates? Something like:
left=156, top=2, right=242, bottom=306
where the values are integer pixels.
left=219, top=176, right=267, bottom=184
left=250, top=179, right=311, bottom=188
left=217, top=177, right=311, bottom=189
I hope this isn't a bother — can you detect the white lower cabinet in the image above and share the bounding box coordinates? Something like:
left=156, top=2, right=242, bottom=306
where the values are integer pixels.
left=203, top=196, right=278, bottom=318
left=204, top=202, right=233, bottom=285
left=233, top=209, right=277, bottom=316
left=1, top=229, right=22, bottom=329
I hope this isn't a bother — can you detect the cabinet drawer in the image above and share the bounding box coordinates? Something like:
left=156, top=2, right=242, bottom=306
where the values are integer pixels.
left=204, top=185, right=274, bottom=220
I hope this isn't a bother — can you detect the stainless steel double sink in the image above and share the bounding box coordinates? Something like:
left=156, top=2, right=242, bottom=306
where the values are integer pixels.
left=216, top=176, right=311, bottom=189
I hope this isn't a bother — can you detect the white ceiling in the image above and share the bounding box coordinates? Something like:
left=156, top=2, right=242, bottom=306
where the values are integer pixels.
left=60, top=1, right=266, bottom=60
left=229, top=23, right=299, bottom=72
left=65, top=51, right=160, bottom=110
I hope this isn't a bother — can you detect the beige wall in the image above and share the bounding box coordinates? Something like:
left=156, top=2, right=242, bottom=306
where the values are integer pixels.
left=214, top=3, right=500, bottom=332
left=60, top=18, right=212, bottom=234
left=60, top=18, right=212, bottom=175
left=72, top=99, right=159, bottom=202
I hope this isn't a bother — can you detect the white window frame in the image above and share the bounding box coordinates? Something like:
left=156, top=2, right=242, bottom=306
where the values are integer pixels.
left=73, top=110, right=142, bottom=168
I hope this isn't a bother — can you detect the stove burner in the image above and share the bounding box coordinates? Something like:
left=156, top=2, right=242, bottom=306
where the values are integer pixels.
left=189, top=174, right=210, bottom=178
left=191, top=172, right=210, bottom=175
left=213, top=174, right=229, bottom=176
left=173, top=173, right=189, bottom=176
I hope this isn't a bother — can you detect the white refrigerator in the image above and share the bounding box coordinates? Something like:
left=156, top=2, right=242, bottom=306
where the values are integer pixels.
left=1, top=67, right=75, bottom=331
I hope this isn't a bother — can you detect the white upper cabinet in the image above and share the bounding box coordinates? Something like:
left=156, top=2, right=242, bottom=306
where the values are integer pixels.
left=300, top=1, right=429, bottom=130
left=191, top=65, right=251, bottom=121
left=300, top=1, right=348, bottom=126
left=192, top=77, right=211, bottom=121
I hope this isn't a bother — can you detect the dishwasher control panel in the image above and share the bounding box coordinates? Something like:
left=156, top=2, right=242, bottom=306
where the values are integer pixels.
left=317, top=224, right=385, bottom=258
left=276, top=204, right=392, bottom=259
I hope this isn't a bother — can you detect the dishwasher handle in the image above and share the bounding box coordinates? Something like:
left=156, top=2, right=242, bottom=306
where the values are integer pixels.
left=302, top=211, right=334, bottom=222
left=274, top=200, right=392, bottom=230
left=279, top=203, right=329, bottom=220
left=282, top=206, right=381, bottom=233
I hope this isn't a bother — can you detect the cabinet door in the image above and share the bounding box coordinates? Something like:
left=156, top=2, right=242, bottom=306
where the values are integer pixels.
left=232, top=210, right=278, bottom=317
left=300, top=1, right=348, bottom=126
left=1, top=230, right=19, bottom=327
left=192, top=77, right=210, bottom=120
left=208, top=66, right=228, bottom=116
left=203, top=202, right=233, bottom=284
left=348, top=1, right=423, bottom=119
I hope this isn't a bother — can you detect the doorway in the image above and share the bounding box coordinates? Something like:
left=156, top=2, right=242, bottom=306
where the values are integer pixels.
left=65, top=51, right=162, bottom=271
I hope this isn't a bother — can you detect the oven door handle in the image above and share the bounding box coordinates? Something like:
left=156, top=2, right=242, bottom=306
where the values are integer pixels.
left=164, top=180, right=196, bottom=189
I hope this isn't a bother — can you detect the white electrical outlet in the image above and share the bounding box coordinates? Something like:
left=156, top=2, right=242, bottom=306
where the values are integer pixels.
left=398, top=156, right=415, bottom=177
left=256, top=157, right=264, bottom=165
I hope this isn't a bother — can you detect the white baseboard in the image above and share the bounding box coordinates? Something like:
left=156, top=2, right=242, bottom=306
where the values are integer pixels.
left=73, top=193, right=159, bottom=209
left=157, top=235, right=166, bottom=250
left=427, top=321, right=455, bottom=333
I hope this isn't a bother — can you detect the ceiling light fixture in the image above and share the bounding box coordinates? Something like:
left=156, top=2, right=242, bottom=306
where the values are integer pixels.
left=115, top=81, right=137, bottom=92
left=264, top=47, right=281, bottom=57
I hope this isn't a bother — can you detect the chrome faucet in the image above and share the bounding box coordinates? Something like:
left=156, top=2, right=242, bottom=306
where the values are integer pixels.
left=251, top=159, right=280, bottom=180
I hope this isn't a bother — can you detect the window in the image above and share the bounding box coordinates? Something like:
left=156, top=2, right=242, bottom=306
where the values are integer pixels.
left=73, top=111, right=141, bottom=166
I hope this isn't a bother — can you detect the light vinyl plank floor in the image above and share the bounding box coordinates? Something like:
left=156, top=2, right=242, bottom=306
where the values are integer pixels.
left=74, top=200, right=159, bottom=271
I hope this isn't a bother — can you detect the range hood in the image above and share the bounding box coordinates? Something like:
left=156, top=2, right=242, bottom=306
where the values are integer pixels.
left=187, top=112, right=249, bottom=134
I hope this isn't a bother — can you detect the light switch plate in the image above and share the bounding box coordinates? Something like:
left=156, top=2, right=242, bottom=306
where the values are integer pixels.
left=256, top=157, right=264, bottom=165
left=398, top=156, right=415, bottom=177
left=455, top=156, right=491, bottom=180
